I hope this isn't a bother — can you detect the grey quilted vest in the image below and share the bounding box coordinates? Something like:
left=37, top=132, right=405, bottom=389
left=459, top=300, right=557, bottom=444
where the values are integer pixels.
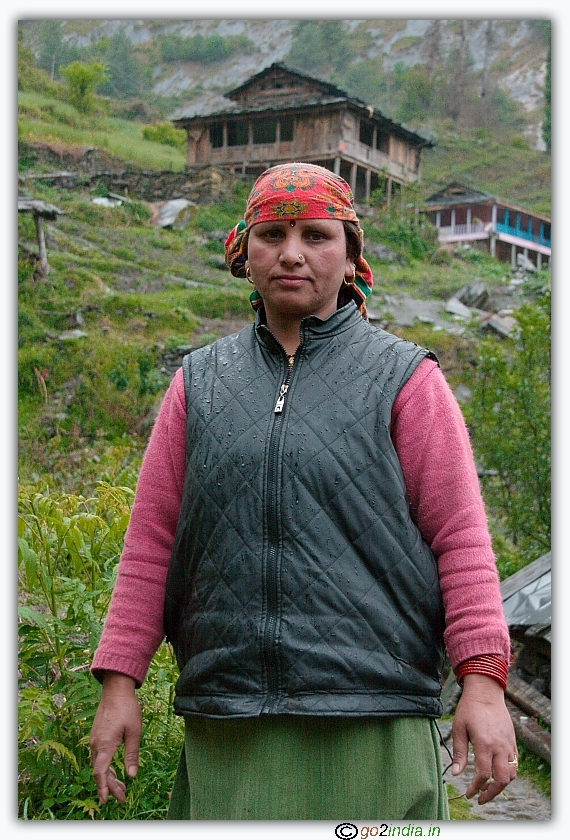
left=164, top=303, right=445, bottom=719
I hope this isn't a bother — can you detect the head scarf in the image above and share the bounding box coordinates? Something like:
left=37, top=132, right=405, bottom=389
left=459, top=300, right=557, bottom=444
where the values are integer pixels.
left=225, top=163, right=374, bottom=318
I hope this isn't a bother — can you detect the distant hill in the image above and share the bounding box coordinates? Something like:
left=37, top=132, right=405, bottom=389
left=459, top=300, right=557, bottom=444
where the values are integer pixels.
left=20, top=19, right=549, bottom=149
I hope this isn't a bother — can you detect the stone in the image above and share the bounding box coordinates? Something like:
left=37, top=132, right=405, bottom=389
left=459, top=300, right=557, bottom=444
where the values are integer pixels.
left=481, top=313, right=518, bottom=338
left=58, top=329, right=88, bottom=341
left=69, top=310, right=85, bottom=328
left=364, top=241, right=403, bottom=263
left=155, top=199, right=197, bottom=229
left=92, top=196, right=124, bottom=207
left=517, top=253, right=538, bottom=272
left=456, top=280, right=489, bottom=309
left=453, top=383, right=473, bottom=403
left=445, top=297, right=473, bottom=319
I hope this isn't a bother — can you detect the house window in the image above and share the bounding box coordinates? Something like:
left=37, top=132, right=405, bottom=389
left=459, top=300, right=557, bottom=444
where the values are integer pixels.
left=377, top=131, right=390, bottom=154
left=359, top=120, right=374, bottom=147
left=280, top=116, right=294, bottom=142
left=253, top=118, right=277, bottom=145
left=210, top=121, right=224, bottom=148
left=227, top=120, right=249, bottom=146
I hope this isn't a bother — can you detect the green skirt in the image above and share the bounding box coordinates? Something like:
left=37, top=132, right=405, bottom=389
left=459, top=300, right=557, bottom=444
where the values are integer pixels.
left=167, top=715, right=450, bottom=821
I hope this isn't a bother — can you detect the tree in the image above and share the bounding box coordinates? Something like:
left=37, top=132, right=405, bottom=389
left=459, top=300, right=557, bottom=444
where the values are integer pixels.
left=464, top=286, right=551, bottom=560
left=18, top=26, right=37, bottom=90
left=422, top=19, right=442, bottom=79
left=287, top=20, right=355, bottom=76
left=36, top=20, right=80, bottom=79
left=392, top=63, right=434, bottom=124
left=480, top=20, right=494, bottom=123
left=340, top=59, right=387, bottom=109
left=99, top=29, right=142, bottom=98
left=543, top=38, right=551, bottom=151
left=60, top=61, right=109, bottom=114
left=453, top=20, right=470, bottom=121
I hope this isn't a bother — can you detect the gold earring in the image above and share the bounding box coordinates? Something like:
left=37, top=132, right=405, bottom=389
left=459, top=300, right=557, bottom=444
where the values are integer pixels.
left=343, top=270, right=356, bottom=286
left=245, top=266, right=254, bottom=285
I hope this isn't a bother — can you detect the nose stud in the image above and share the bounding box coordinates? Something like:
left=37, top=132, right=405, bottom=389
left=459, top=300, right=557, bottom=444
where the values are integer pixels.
left=298, top=254, right=305, bottom=264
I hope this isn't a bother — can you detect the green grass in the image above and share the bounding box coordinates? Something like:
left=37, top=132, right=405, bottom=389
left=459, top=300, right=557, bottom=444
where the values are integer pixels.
left=517, top=743, right=551, bottom=799
left=421, top=124, right=551, bottom=214
left=18, top=92, right=186, bottom=171
left=17, top=166, right=543, bottom=484
left=446, top=784, right=483, bottom=820
left=18, top=175, right=254, bottom=481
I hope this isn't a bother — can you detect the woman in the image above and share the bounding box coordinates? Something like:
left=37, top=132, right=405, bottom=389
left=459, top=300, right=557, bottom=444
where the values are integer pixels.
left=90, top=163, right=517, bottom=820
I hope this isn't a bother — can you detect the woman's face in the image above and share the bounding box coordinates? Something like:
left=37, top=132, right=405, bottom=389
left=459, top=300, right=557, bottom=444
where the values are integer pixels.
left=245, top=219, right=354, bottom=324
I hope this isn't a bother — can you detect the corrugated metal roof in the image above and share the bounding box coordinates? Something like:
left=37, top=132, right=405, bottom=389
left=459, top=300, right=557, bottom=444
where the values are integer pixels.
left=503, top=571, right=551, bottom=627
left=501, top=552, right=551, bottom=630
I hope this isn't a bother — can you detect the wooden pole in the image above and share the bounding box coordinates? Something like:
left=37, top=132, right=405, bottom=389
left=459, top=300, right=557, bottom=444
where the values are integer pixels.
left=34, top=213, right=49, bottom=275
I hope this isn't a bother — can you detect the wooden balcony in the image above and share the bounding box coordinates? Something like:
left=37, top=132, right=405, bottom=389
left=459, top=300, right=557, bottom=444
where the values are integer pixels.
left=438, top=222, right=551, bottom=256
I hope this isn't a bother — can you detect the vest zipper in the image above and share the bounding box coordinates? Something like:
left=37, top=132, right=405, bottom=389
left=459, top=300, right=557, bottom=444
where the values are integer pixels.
left=274, top=354, right=295, bottom=413
left=263, top=351, right=296, bottom=707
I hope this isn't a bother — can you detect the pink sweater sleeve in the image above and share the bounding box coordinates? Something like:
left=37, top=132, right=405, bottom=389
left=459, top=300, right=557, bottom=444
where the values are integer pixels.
left=91, top=367, right=187, bottom=686
left=392, top=358, right=511, bottom=667
left=93, top=356, right=511, bottom=685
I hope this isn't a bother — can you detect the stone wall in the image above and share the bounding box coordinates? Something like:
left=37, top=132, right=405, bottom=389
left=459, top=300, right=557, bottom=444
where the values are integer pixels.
left=18, top=141, right=246, bottom=204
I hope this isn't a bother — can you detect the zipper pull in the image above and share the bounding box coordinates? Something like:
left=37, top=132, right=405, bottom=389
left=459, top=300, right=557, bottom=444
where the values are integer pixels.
left=274, top=383, right=289, bottom=414
left=274, top=354, right=295, bottom=413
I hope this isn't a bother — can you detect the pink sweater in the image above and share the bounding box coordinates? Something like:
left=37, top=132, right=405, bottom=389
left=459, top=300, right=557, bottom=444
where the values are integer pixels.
left=92, top=358, right=510, bottom=687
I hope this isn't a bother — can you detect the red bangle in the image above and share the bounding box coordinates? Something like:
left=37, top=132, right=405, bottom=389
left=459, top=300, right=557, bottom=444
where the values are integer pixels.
left=455, top=654, right=509, bottom=692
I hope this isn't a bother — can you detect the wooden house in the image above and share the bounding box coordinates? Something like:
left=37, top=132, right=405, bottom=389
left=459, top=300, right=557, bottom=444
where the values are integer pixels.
left=423, top=182, right=551, bottom=269
left=171, top=63, right=433, bottom=205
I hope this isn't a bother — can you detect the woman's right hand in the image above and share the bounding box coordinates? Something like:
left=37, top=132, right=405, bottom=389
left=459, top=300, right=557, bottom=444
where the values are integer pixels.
left=90, top=672, right=142, bottom=805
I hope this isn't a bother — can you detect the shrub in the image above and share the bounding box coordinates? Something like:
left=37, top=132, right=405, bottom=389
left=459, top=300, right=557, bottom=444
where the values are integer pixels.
left=60, top=62, right=109, bottom=114
left=142, top=122, right=186, bottom=150
left=464, top=286, right=551, bottom=562
left=159, top=33, right=254, bottom=64
left=364, top=204, right=439, bottom=262
left=18, top=483, right=183, bottom=819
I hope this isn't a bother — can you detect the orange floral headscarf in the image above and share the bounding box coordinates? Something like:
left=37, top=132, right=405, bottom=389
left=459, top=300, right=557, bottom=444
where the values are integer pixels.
left=225, top=163, right=373, bottom=317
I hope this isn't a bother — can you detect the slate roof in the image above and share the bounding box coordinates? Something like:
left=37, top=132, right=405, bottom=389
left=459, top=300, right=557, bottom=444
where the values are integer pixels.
left=172, top=62, right=434, bottom=149
left=424, top=181, right=551, bottom=222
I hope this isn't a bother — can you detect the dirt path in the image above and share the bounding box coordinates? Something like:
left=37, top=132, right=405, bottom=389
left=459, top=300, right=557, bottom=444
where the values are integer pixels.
left=438, top=722, right=551, bottom=820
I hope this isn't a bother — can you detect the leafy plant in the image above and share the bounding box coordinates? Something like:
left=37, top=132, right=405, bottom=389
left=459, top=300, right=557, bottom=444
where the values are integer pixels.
left=142, top=122, right=186, bottom=149
left=287, top=20, right=355, bottom=76
left=464, top=286, right=551, bottom=562
left=60, top=61, right=109, bottom=114
left=365, top=185, right=439, bottom=262
left=18, top=483, right=183, bottom=819
left=158, top=32, right=253, bottom=64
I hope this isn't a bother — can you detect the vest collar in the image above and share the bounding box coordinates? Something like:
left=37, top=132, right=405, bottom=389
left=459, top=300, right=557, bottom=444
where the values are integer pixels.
left=255, top=302, right=363, bottom=354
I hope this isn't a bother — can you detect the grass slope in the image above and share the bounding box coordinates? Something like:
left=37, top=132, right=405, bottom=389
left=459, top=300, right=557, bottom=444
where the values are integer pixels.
left=421, top=125, right=551, bottom=214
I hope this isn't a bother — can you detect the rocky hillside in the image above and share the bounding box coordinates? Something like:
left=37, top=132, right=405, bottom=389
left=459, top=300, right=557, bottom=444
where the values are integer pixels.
left=20, top=19, right=549, bottom=148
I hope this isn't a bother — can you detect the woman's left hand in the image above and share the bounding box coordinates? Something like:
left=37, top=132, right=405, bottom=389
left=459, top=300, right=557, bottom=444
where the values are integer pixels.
left=451, top=673, right=518, bottom=804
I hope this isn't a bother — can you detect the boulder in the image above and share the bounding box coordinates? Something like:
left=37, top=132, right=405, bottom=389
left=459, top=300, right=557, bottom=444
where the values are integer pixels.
left=155, top=199, right=197, bottom=229
left=457, top=280, right=489, bottom=309
left=445, top=297, right=472, bottom=319
left=517, top=253, right=538, bottom=272
left=364, top=241, right=403, bottom=263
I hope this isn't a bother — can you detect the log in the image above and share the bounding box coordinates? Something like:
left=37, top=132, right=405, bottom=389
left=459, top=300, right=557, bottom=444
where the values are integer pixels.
left=506, top=669, right=551, bottom=727
left=506, top=699, right=551, bottom=765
